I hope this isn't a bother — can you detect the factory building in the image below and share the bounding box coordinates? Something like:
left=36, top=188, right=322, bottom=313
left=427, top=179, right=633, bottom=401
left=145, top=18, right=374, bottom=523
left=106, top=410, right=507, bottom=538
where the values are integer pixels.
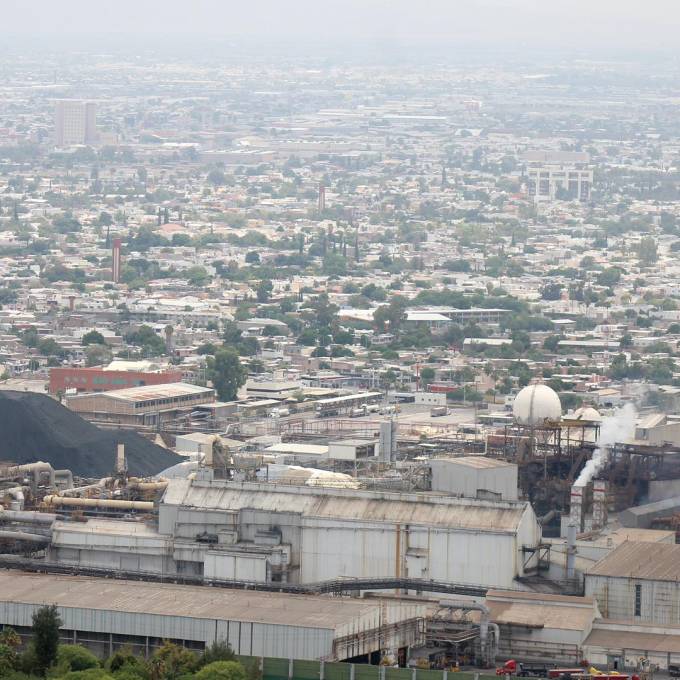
left=48, top=478, right=542, bottom=589
left=0, top=571, right=425, bottom=661
left=486, top=590, right=599, bottom=664
left=430, top=457, right=518, bottom=501
left=585, top=541, right=680, bottom=626
left=65, top=383, right=214, bottom=426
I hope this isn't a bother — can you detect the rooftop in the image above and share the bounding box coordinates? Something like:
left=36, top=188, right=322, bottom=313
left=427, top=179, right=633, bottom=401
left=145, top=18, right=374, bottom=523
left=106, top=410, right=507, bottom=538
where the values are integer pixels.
left=586, top=540, right=680, bottom=581
left=162, top=479, right=531, bottom=533
left=67, top=382, right=213, bottom=403
left=432, top=456, right=515, bottom=470
left=486, top=590, right=598, bottom=632
left=0, top=571, right=419, bottom=630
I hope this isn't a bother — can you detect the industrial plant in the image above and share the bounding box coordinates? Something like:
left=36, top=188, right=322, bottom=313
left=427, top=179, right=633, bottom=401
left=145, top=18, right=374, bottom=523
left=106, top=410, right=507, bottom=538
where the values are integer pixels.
left=2, top=380, right=680, bottom=673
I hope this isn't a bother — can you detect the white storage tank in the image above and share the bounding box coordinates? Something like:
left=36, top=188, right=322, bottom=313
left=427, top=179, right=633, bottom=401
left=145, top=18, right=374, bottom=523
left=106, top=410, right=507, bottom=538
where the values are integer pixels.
left=513, top=384, right=562, bottom=426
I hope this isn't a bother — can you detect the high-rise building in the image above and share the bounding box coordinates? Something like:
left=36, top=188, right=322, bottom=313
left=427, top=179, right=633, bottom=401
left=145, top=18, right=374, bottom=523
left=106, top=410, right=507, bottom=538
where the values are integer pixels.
left=111, top=238, right=122, bottom=283
left=523, top=151, right=593, bottom=202
left=54, top=100, right=98, bottom=146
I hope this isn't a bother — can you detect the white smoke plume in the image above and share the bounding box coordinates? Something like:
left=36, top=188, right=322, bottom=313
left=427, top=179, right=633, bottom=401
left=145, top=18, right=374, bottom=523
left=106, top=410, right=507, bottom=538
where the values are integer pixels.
left=574, top=402, right=637, bottom=488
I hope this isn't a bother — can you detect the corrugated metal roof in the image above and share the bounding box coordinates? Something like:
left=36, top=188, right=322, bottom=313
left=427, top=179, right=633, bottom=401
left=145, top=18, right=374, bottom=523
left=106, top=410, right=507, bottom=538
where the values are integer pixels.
left=163, top=480, right=529, bottom=533
left=586, top=540, right=680, bottom=581
left=69, top=382, right=213, bottom=403
left=486, top=590, right=597, bottom=632
left=0, top=571, right=420, bottom=630
left=585, top=625, right=680, bottom=653
left=432, top=456, right=514, bottom=470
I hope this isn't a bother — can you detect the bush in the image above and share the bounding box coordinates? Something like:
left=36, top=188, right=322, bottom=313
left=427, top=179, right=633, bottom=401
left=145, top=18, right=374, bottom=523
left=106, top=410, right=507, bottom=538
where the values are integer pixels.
left=58, top=645, right=100, bottom=672
left=198, top=642, right=235, bottom=668
left=195, top=661, right=247, bottom=680
left=62, top=670, right=115, bottom=680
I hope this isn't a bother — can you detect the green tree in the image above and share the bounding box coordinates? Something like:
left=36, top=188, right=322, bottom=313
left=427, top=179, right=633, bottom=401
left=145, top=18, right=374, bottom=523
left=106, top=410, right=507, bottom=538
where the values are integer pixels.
left=543, top=335, right=561, bottom=352
left=57, top=645, right=100, bottom=672
left=244, top=251, right=260, bottom=264
left=196, top=661, right=247, bottom=680
left=199, top=641, right=236, bottom=667
left=256, top=279, right=273, bottom=303
left=32, top=604, right=62, bottom=675
left=208, top=349, right=246, bottom=401
left=151, top=641, right=197, bottom=680
left=636, top=236, right=658, bottom=266
left=596, top=267, right=621, bottom=287
left=420, top=367, right=435, bottom=388
left=85, top=344, right=113, bottom=367
left=82, top=330, right=105, bottom=346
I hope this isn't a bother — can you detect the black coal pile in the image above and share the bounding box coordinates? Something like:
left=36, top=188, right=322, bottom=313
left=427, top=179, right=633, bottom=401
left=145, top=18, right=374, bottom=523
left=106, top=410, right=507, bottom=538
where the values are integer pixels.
left=0, top=391, right=183, bottom=477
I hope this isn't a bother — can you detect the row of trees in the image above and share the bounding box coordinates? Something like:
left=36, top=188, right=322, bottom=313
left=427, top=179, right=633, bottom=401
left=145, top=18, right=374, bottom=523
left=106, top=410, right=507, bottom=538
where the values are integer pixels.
left=1, top=604, right=253, bottom=680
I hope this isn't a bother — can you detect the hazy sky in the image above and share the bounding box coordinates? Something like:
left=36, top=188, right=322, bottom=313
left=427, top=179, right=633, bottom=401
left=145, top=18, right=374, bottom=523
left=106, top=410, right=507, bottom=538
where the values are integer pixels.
left=3, top=0, right=680, bottom=52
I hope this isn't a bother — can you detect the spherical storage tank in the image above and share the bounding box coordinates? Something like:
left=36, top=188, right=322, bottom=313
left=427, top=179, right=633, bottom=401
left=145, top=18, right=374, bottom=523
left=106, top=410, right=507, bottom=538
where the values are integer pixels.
left=512, top=384, right=562, bottom=426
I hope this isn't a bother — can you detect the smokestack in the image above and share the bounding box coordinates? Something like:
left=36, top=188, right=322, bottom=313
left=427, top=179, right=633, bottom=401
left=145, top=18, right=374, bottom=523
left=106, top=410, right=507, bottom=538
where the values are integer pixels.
left=318, top=184, right=326, bottom=213
left=164, top=325, right=174, bottom=354
left=566, top=522, right=577, bottom=579
left=570, top=485, right=583, bottom=533
left=592, top=479, right=607, bottom=530
left=68, top=296, right=75, bottom=312
left=203, top=439, right=214, bottom=468
left=115, top=444, right=126, bottom=474
left=112, top=238, right=122, bottom=283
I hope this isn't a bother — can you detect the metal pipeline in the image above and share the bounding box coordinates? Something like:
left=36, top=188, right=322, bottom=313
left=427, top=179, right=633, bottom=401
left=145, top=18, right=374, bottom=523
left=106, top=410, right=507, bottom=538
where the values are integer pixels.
left=1, top=487, right=25, bottom=510
left=42, top=496, right=154, bottom=511
left=61, top=478, right=113, bottom=497
left=439, top=599, right=496, bottom=666
left=0, top=509, right=57, bottom=524
left=0, top=530, right=50, bottom=544
left=127, top=480, right=168, bottom=492
left=54, top=469, right=74, bottom=489
left=4, top=462, right=55, bottom=488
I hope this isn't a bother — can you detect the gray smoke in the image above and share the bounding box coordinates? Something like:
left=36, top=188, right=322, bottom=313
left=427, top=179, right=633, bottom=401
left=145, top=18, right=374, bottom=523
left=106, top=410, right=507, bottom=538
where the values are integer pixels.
left=574, top=402, right=637, bottom=488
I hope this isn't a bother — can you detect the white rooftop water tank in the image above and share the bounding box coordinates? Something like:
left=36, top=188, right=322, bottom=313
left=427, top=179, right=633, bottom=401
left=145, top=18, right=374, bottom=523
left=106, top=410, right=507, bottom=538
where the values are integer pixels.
left=513, top=384, right=562, bottom=426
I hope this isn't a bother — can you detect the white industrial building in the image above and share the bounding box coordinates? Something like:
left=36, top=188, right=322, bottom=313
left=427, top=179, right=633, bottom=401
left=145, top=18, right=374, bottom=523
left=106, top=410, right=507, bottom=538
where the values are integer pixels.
left=48, top=478, right=542, bottom=589
left=585, top=541, right=680, bottom=625
left=0, top=571, right=425, bottom=661
left=582, top=541, right=680, bottom=670
left=486, top=590, right=600, bottom=664
left=430, top=457, right=518, bottom=501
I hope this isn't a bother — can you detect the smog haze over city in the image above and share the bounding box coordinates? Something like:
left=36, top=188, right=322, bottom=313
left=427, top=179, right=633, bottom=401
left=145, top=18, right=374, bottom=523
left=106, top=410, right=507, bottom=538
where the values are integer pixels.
left=3, top=1, right=680, bottom=678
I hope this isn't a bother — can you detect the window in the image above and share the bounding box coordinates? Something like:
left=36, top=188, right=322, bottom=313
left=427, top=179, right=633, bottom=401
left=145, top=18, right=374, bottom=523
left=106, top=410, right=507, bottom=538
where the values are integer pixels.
left=634, top=584, right=642, bottom=616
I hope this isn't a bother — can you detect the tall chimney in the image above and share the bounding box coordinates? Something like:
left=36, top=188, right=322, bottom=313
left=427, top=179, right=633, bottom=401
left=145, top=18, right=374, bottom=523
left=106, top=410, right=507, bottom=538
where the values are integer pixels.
left=318, top=184, right=326, bottom=213
left=592, top=479, right=607, bottom=530
left=116, top=444, right=126, bottom=474
left=566, top=522, right=577, bottom=579
left=112, top=238, right=122, bottom=283
left=570, top=485, right=583, bottom=533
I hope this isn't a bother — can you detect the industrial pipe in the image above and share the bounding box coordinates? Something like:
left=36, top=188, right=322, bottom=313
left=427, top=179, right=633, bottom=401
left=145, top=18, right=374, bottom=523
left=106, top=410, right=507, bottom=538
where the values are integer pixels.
left=566, top=522, right=577, bottom=579
left=42, top=496, right=154, bottom=511
left=54, top=470, right=74, bottom=490
left=439, top=599, right=496, bottom=666
left=1, top=487, right=25, bottom=510
left=0, top=530, right=50, bottom=544
left=0, top=509, right=57, bottom=524
left=127, top=480, right=168, bottom=492
left=3, top=462, right=55, bottom=490
left=61, top=478, right=113, bottom=497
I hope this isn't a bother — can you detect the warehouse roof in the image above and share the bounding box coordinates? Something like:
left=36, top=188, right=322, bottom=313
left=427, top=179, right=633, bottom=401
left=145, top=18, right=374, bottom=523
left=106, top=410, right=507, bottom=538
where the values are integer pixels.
left=0, top=571, right=418, bottom=630
left=67, top=382, right=213, bottom=403
left=163, top=479, right=531, bottom=533
left=586, top=541, right=680, bottom=582
left=486, top=590, right=598, bottom=632
left=585, top=622, right=680, bottom=654
left=432, top=456, right=515, bottom=470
